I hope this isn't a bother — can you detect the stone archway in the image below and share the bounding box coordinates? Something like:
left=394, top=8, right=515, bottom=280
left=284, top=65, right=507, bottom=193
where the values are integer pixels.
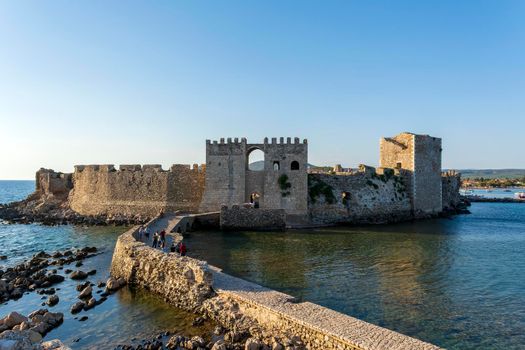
left=247, top=147, right=265, bottom=171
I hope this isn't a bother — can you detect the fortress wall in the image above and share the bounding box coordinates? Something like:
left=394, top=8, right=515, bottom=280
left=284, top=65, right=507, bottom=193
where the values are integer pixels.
left=413, top=136, right=442, bottom=215
left=69, top=164, right=205, bottom=217
left=35, top=168, right=73, bottom=199
left=308, top=167, right=412, bottom=224
left=442, top=171, right=461, bottom=210
left=220, top=205, right=286, bottom=231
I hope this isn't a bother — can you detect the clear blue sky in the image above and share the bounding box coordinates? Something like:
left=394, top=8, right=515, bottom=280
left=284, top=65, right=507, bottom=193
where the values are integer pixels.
left=1, top=1, right=524, bottom=179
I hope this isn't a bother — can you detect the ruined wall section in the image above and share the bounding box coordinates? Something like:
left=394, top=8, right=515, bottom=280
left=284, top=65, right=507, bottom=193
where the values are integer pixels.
left=69, top=164, right=205, bottom=217
left=442, top=171, right=461, bottom=211
left=35, top=168, right=73, bottom=200
left=308, top=166, right=412, bottom=224
left=380, top=133, right=443, bottom=216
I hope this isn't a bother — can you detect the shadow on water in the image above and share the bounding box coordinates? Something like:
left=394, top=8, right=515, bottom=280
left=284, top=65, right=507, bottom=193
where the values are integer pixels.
left=186, top=203, right=525, bottom=350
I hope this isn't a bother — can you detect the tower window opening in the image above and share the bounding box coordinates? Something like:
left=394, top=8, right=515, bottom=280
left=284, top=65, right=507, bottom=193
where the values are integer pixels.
left=273, top=161, right=280, bottom=171
left=248, top=148, right=265, bottom=171
left=291, top=161, right=300, bottom=170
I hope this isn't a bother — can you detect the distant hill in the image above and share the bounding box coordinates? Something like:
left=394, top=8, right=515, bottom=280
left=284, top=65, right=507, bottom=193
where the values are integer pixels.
left=456, top=169, right=525, bottom=179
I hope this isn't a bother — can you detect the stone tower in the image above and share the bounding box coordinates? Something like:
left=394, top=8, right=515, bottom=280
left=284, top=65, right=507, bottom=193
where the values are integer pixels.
left=199, top=137, right=308, bottom=216
left=379, top=132, right=442, bottom=216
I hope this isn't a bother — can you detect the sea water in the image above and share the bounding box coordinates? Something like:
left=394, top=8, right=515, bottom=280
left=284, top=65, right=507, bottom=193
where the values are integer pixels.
left=185, top=203, right=525, bottom=350
left=0, top=181, right=211, bottom=349
left=2, top=181, right=524, bottom=349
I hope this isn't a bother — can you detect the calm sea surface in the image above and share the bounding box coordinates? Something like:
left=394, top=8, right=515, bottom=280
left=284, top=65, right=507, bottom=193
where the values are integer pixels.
left=186, top=204, right=525, bottom=350
left=1, top=181, right=524, bottom=349
left=0, top=181, right=212, bottom=349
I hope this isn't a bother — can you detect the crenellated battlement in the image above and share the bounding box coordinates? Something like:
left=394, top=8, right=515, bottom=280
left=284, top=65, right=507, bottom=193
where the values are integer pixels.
left=74, top=163, right=205, bottom=174
left=205, top=137, right=307, bottom=145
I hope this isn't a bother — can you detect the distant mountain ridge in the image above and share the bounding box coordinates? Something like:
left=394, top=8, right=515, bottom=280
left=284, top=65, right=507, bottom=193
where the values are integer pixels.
left=455, top=169, right=525, bottom=179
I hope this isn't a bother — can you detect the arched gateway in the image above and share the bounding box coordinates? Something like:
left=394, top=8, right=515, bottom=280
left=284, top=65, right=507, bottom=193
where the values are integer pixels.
left=199, top=137, right=308, bottom=216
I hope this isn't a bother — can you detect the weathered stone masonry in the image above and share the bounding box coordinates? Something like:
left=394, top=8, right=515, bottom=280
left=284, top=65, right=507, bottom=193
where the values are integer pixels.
left=26, top=132, right=461, bottom=227
left=308, top=166, right=412, bottom=225
left=69, top=164, right=205, bottom=217
left=110, top=219, right=442, bottom=350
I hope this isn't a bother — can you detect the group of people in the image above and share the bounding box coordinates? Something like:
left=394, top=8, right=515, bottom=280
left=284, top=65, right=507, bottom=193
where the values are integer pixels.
left=137, top=225, right=187, bottom=256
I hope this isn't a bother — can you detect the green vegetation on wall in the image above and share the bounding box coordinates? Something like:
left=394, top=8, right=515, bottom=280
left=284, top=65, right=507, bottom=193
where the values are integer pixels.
left=278, top=174, right=291, bottom=197
left=309, top=177, right=336, bottom=204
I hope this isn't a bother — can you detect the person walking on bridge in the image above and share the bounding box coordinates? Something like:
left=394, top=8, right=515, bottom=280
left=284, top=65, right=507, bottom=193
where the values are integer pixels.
left=152, top=232, right=159, bottom=248
left=159, top=230, right=166, bottom=248
left=178, top=241, right=187, bottom=256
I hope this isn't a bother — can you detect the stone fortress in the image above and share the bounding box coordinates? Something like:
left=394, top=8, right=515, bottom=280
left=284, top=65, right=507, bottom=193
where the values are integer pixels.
left=35, top=132, right=461, bottom=229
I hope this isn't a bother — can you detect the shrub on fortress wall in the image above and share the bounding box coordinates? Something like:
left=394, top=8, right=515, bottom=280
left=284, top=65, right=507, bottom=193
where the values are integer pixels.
left=308, top=173, right=412, bottom=224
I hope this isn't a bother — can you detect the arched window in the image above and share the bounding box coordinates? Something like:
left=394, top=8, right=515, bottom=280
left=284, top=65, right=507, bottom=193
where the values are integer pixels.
left=291, top=161, right=300, bottom=170
left=248, top=148, right=265, bottom=171
left=273, top=161, right=280, bottom=171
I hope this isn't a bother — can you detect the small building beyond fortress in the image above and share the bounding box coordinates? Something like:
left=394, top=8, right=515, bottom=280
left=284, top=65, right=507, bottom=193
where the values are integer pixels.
left=36, top=132, right=461, bottom=229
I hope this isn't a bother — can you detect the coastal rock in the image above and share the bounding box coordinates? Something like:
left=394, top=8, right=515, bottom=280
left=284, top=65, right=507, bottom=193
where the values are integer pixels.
left=2, top=312, right=28, bottom=329
left=0, top=330, right=34, bottom=349
left=76, top=281, right=90, bottom=292
left=271, top=342, right=284, bottom=350
left=46, top=274, right=65, bottom=284
left=211, top=340, right=228, bottom=350
left=26, top=329, right=43, bottom=343
left=166, top=335, right=182, bottom=349
left=46, top=295, right=59, bottom=306
left=70, top=302, right=84, bottom=314
left=78, top=286, right=92, bottom=299
left=84, top=297, right=96, bottom=310
left=31, top=321, right=51, bottom=335
left=0, top=280, right=7, bottom=293
left=42, top=312, right=63, bottom=327
left=106, top=277, right=126, bottom=292
left=244, top=338, right=264, bottom=350
left=41, top=339, right=72, bottom=350
left=70, top=271, right=88, bottom=280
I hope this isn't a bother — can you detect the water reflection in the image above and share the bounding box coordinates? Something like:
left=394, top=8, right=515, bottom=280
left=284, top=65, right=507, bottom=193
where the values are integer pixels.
left=186, top=203, right=525, bottom=350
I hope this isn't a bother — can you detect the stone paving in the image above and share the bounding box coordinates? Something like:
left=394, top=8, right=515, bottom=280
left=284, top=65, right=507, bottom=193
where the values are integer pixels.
left=129, top=213, right=443, bottom=350
left=210, top=267, right=442, bottom=350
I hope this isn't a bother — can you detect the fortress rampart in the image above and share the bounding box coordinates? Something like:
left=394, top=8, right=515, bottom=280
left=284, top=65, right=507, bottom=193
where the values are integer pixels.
left=21, top=132, right=463, bottom=226
left=69, top=163, right=205, bottom=217
left=441, top=170, right=461, bottom=211
left=308, top=165, right=413, bottom=224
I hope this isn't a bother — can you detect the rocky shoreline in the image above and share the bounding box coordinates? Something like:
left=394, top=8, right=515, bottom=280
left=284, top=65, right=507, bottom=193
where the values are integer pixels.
left=0, top=192, right=151, bottom=226
left=0, top=246, right=130, bottom=349
left=114, top=328, right=300, bottom=350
